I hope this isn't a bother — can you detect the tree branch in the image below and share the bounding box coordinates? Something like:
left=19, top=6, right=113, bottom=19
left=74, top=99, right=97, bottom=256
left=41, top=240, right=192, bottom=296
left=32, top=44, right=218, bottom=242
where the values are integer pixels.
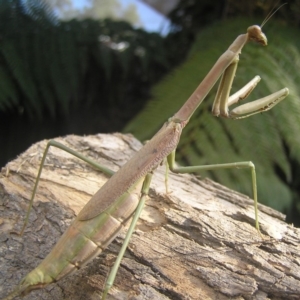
left=1, top=134, right=299, bottom=300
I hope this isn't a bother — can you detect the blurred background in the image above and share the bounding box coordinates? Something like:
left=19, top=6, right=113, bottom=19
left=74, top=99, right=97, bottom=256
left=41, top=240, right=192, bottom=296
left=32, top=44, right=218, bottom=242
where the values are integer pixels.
left=1, top=0, right=300, bottom=225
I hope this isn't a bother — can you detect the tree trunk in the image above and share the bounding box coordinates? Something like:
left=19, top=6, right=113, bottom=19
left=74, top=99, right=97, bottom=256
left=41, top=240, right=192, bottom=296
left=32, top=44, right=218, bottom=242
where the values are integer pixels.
left=1, top=134, right=299, bottom=300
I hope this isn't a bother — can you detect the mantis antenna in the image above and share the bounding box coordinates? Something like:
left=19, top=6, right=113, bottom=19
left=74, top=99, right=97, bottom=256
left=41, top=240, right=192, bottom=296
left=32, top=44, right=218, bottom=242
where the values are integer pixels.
left=261, top=2, right=287, bottom=28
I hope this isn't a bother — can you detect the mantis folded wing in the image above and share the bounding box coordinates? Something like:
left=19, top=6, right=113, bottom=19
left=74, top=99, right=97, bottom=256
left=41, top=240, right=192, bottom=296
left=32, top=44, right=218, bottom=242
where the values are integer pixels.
left=2, top=24, right=290, bottom=300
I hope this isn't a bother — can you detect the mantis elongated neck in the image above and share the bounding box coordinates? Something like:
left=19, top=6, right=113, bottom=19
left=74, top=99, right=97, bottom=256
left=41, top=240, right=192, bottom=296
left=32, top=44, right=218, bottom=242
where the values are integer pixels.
left=172, top=33, right=248, bottom=123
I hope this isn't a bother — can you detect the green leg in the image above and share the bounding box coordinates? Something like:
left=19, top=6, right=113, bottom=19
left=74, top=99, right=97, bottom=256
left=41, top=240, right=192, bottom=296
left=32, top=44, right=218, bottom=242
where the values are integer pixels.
left=101, top=172, right=153, bottom=300
left=167, top=150, right=259, bottom=231
left=19, top=139, right=115, bottom=235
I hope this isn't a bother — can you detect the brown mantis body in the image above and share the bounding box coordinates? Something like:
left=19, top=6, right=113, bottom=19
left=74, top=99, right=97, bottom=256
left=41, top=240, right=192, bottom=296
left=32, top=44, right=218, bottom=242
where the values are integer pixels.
left=3, top=24, right=289, bottom=300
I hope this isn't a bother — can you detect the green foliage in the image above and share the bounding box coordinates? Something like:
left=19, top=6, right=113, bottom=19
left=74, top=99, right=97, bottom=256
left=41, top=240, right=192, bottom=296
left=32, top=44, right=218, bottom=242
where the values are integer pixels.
left=125, top=19, right=300, bottom=213
left=0, top=0, right=169, bottom=120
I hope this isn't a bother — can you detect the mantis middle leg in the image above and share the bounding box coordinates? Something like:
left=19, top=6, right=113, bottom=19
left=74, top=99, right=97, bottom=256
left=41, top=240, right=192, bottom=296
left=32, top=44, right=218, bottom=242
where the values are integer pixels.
left=167, top=151, right=258, bottom=230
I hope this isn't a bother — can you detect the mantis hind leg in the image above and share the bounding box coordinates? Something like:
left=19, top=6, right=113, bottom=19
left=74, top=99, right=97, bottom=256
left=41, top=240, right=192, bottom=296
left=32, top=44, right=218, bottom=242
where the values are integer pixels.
left=167, top=150, right=259, bottom=232
left=101, top=172, right=153, bottom=300
left=19, top=139, right=115, bottom=235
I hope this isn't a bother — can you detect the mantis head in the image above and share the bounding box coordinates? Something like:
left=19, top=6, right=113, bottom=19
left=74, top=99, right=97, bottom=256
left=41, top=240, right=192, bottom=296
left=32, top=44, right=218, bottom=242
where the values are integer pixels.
left=247, top=25, right=267, bottom=46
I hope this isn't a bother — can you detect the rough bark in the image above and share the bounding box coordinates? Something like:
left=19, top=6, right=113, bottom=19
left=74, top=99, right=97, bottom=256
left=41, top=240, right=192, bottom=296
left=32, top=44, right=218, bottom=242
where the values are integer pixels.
left=0, top=133, right=299, bottom=300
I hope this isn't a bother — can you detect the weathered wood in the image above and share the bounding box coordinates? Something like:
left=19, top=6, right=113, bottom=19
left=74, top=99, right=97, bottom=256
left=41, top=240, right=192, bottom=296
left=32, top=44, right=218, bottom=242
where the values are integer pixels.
left=0, top=134, right=299, bottom=300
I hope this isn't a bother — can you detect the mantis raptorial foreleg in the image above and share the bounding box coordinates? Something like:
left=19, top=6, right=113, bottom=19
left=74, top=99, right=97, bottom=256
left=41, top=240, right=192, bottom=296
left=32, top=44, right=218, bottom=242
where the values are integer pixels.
left=211, top=51, right=287, bottom=118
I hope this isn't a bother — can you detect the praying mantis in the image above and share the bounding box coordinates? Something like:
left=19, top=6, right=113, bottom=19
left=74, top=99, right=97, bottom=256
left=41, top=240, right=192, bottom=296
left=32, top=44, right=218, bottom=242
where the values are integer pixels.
left=2, top=23, right=290, bottom=300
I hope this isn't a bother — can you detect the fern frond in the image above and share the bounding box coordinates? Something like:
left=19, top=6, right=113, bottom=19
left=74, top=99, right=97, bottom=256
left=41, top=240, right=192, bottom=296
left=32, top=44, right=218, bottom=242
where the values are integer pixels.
left=0, top=2, right=169, bottom=120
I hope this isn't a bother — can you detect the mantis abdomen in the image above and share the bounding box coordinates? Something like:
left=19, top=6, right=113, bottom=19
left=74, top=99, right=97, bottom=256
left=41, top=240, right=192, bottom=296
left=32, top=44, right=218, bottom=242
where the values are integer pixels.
left=12, top=179, right=142, bottom=297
